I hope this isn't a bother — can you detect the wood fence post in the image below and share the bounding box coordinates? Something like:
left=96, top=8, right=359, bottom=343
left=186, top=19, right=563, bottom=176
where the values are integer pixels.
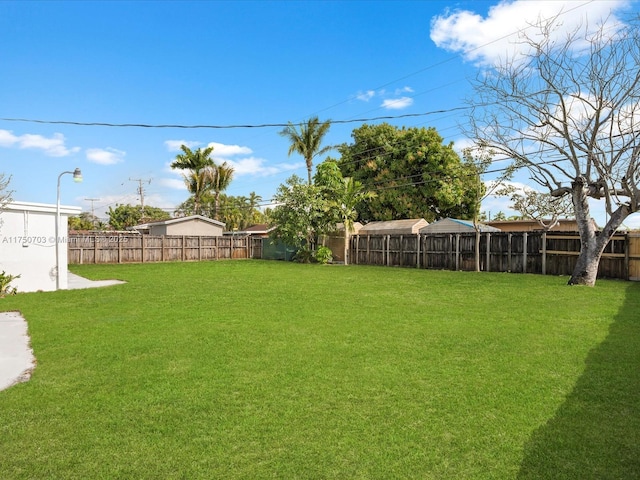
left=93, top=235, right=98, bottom=264
left=508, top=233, right=512, bottom=272
left=399, top=234, right=404, bottom=267
left=367, top=235, right=371, bottom=264
left=355, top=235, right=360, bottom=265
left=485, top=232, right=491, bottom=272
left=455, top=234, right=460, bottom=271
left=523, top=232, right=528, bottom=274
left=625, top=233, right=630, bottom=280
left=416, top=234, right=421, bottom=269
left=542, top=231, right=547, bottom=275
left=118, top=235, right=122, bottom=264
left=161, top=236, right=165, bottom=262
left=182, top=235, right=186, bottom=261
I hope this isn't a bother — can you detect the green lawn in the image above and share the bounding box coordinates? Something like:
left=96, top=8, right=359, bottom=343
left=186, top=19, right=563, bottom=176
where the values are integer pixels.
left=1, top=260, right=639, bottom=479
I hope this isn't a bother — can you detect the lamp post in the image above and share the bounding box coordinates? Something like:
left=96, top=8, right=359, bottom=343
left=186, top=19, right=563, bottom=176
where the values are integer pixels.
left=56, top=168, right=82, bottom=290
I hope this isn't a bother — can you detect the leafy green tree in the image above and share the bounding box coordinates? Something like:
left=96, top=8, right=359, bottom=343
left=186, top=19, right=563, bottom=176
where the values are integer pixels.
left=269, top=175, right=332, bottom=250
left=314, top=160, right=375, bottom=264
left=68, top=212, right=106, bottom=231
left=107, top=204, right=170, bottom=230
left=279, top=116, right=334, bottom=184
left=175, top=191, right=265, bottom=230
left=337, top=123, right=483, bottom=222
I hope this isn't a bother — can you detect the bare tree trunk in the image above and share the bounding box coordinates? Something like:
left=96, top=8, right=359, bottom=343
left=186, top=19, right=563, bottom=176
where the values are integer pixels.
left=475, top=230, right=481, bottom=272
left=569, top=177, right=630, bottom=286
left=344, top=230, right=350, bottom=265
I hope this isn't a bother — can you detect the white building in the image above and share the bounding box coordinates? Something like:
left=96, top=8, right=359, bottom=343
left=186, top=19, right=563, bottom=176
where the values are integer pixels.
left=0, top=201, right=81, bottom=292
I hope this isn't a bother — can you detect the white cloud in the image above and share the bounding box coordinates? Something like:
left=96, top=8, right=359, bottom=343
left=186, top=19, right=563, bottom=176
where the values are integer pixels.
left=0, top=129, right=80, bottom=157
left=86, top=147, right=126, bottom=165
left=157, top=178, right=187, bottom=190
left=356, top=90, right=376, bottom=102
left=84, top=193, right=177, bottom=220
left=207, top=141, right=253, bottom=157
left=164, top=140, right=201, bottom=152
left=395, top=86, right=414, bottom=95
left=430, top=0, right=629, bottom=66
left=381, top=97, right=414, bottom=110
left=225, top=157, right=304, bottom=177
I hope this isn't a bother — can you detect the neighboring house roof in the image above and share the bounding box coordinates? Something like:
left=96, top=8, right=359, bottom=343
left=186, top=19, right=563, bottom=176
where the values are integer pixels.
left=223, top=224, right=277, bottom=236
left=484, top=218, right=588, bottom=232
left=244, top=224, right=277, bottom=234
left=131, top=215, right=225, bottom=231
left=358, top=218, right=428, bottom=235
left=420, top=217, right=501, bottom=234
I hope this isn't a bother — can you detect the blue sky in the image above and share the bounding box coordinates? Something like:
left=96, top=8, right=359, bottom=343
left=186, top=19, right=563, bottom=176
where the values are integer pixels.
left=1, top=0, right=638, bottom=227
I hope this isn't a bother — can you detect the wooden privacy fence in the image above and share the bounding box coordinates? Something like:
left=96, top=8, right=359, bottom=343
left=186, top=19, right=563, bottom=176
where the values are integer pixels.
left=351, top=231, right=639, bottom=280
left=68, top=234, right=263, bottom=264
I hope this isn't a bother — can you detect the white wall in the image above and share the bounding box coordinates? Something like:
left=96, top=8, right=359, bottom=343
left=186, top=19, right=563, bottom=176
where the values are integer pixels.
left=0, top=201, right=81, bottom=292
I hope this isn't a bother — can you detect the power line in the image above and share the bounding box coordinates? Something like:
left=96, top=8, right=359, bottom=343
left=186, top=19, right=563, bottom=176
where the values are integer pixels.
left=0, top=108, right=471, bottom=130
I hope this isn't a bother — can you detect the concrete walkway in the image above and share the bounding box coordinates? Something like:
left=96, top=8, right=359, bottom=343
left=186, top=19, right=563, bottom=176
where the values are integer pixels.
left=0, top=273, right=126, bottom=392
left=67, top=272, right=126, bottom=290
left=0, top=311, right=35, bottom=391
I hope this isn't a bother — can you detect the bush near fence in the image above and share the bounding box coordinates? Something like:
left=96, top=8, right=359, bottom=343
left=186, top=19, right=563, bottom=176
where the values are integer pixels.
left=350, top=231, right=638, bottom=281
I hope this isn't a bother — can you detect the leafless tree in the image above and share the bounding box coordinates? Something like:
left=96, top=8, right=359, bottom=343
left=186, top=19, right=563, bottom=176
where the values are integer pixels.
left=0, top=173, right=13, bottom=210
left=469, top=14, right=640, bottom=285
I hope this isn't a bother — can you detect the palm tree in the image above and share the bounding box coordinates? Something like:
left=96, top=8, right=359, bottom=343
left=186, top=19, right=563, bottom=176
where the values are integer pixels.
left=210, top=162, right=235, bottom=221
left=183, top=169, right=213, bottom=216
left=279, top=116, right=333, bottom=184
left=334, top=177, right=375, bottom=265
left=170, top=145, right=214, bottom=171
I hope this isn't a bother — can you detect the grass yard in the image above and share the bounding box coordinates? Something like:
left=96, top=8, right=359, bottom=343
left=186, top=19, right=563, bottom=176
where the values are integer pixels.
left=0, top=260, right=639, bottom=479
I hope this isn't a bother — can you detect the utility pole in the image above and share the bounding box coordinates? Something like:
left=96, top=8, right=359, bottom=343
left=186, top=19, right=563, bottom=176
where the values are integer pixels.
left=129, top=178, right=151, bottom=219
left=85, top=198, right=100, bottom=228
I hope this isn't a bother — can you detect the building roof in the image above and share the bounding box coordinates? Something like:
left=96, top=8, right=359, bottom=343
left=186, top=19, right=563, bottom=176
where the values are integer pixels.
left=3, top=200, right=81, bottom=216
left=359, top=218, right=428, bottom=235
left=420, top=217, right=501, bottom=233
left=484, top=218, right=587, bottom=232
left=131, top=215, right=225, bottom=230
left=244, top=223, right=277, bottom=234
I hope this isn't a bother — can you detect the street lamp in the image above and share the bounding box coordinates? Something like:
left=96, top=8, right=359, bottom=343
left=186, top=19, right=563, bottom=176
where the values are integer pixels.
left=55, top=168, right=82, bottom=290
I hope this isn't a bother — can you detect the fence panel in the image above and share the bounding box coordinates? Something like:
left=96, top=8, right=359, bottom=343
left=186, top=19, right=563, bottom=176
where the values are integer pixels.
left=69, top=234, right=251, bottom=264
left=351, top=231, right=630, bottom=280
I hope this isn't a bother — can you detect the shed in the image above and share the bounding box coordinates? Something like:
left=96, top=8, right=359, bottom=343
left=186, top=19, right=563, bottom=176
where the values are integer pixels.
left=420, top=218, right=501, bottom=234
left=0, top=201, right=81, bottom=292
left=358, top=219, right=428, bottom=236
left=132, top=215, right=225, bottom=236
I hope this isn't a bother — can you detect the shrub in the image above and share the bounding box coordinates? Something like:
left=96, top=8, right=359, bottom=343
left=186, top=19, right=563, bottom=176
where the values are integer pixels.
left=314, top=246, right=333, bottom=265
left=0, top=270, right=20, bottom=297
left=294, top=246, right=315, bottom=263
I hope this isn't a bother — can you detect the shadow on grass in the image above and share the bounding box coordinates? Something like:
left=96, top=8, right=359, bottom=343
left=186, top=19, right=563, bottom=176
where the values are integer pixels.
left=518, top=282, right=640, bottom=479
